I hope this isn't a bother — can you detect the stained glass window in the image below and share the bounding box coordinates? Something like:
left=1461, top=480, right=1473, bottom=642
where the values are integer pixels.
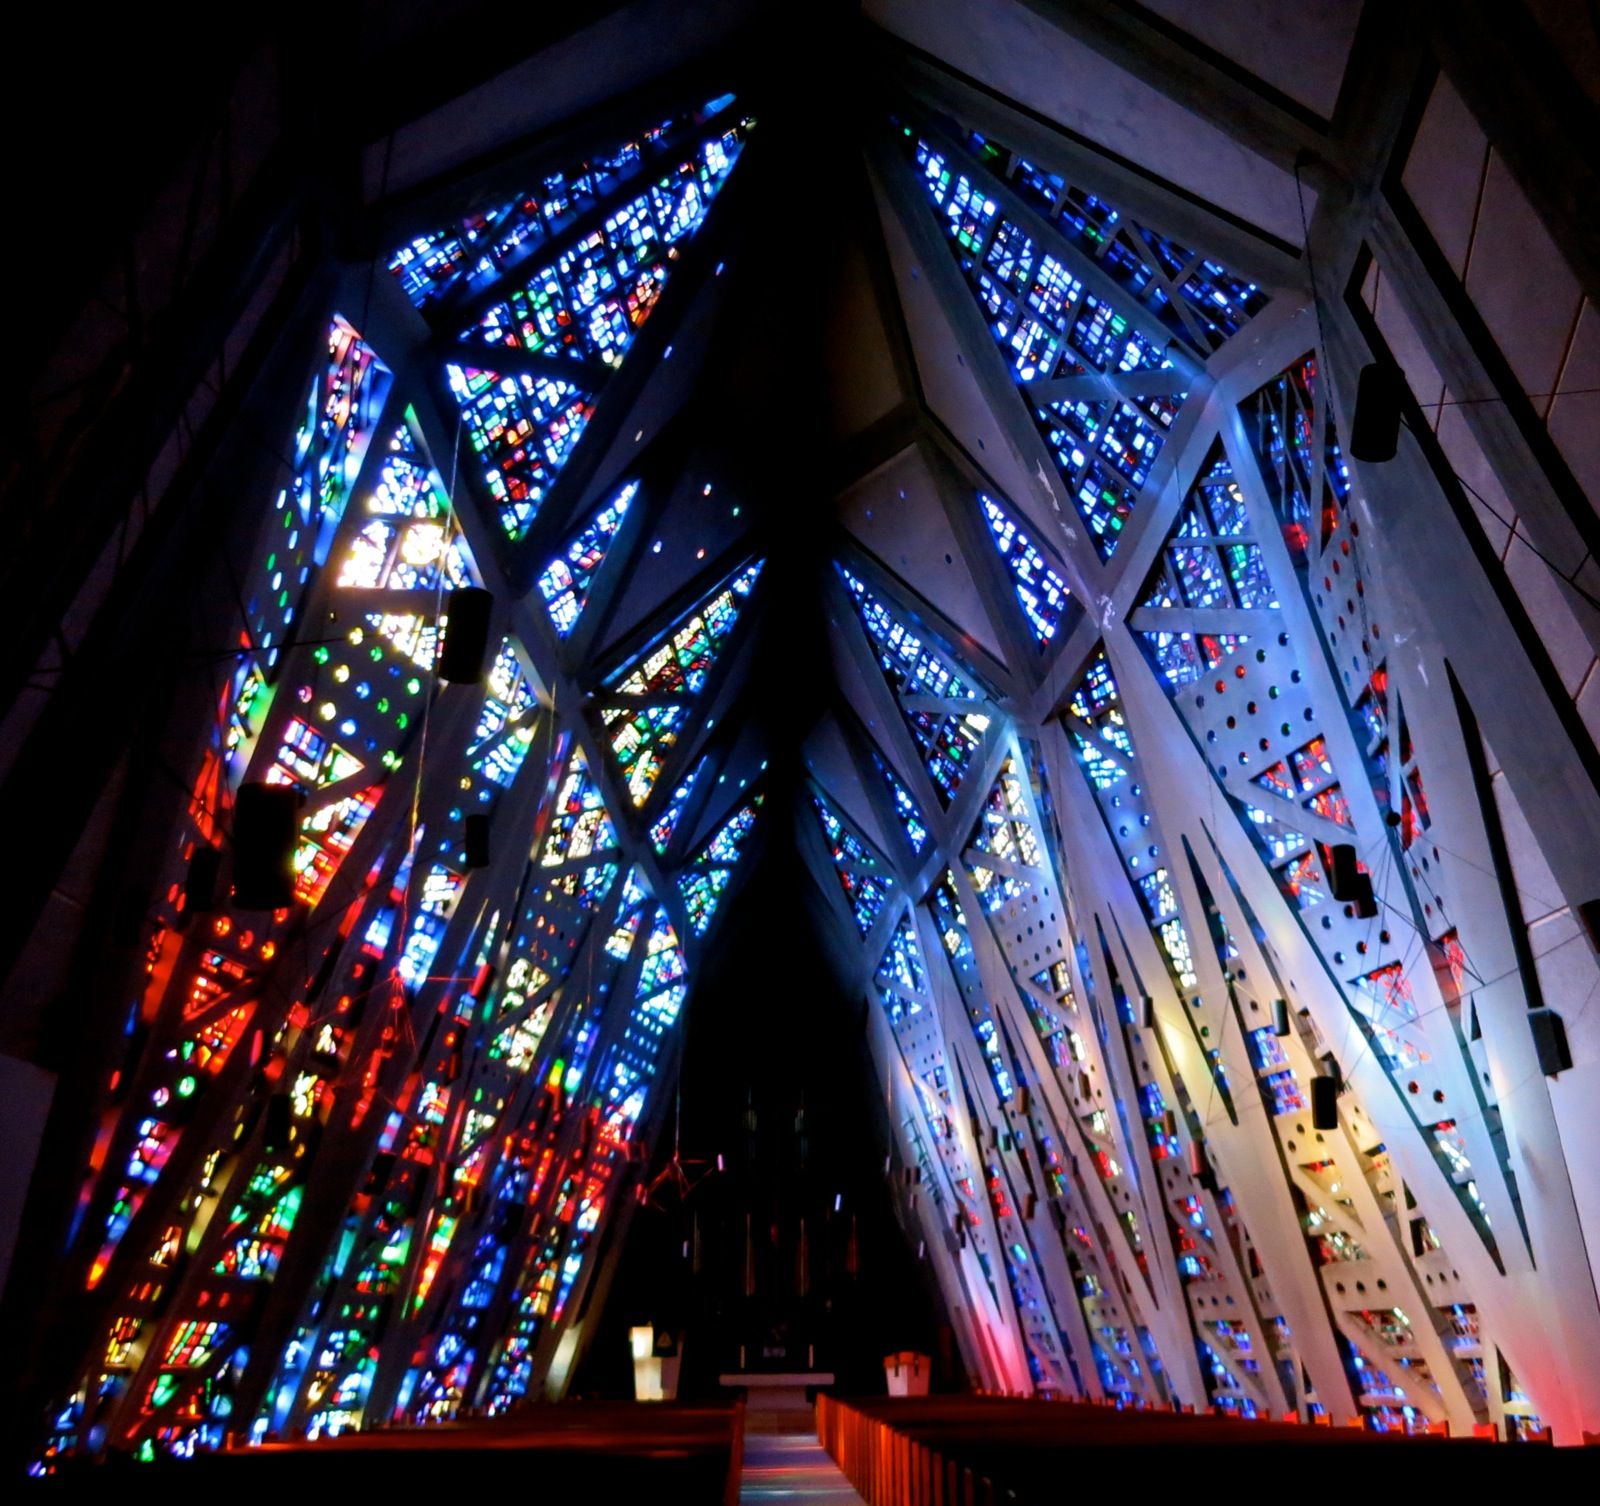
left=980, top=493, right=1073, bottom=645
left=839, top=566, right=991, bottom=805
left=598, top=560, right=763, bottom=805
left=677, top=794, right=763, bottom=934
left=442, top=106, right=755, bottom=542
left=902, top=125, right=1232, bottom=557
left=812, top=794, right=895, bottom=936
left=537, top=479, right=638, bottom=635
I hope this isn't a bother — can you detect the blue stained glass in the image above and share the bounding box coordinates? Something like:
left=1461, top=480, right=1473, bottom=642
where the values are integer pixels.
left=677, top=795, right=762, bottom=935
left=391, top=95, right=744, bottom=312
left=838, top=566, right=991, bottom=806
left=1066, top=295, right=1166, bottom=376
left=980, top=493, right=1072, bottom=645
left=1071, top=732, right=1127, bottom=791
left=962, top=125, right=1268, bottom=362
left=1101, top=233, right=1160, bottom=298
left=1027, top=255, right=1084, bottom=329
left=471, top=123, right=751, bottom=368
left=389, top=206, right=507, bottom=307
left=985, top=218, right=1036, bottom=291
left=599, top=561, right=763, bottom=806
left=1173, top=545, right=1230, bottom=608
left=537, top=480, right=638, bottom=636
left=927, top=873, right=1013, bottom=1101
left=541, top=749, right=617, bottom=867
left=434, top=108, right=751, bottom=542
left=650, top=760, right=705, bottom=854
left=876, top=914, right=928, bottom=1012
left=1135, top=443, right=1278, bottom=693
left=466, top=640, right=538, bottom=791
left=813, top=795, right=895, bottom=936
left=446, top=365, right=593, bottom=541
left=904, top=124, right=1275, bottom=559
left=871, top=750, right=929, bottom=855
left=1012, top=157, right=1065, bottom=216
left=397, top=865, right=465, bottom=988
left=1036, top=392, right=1181, bottom=554
left=1137, top=223, right=1193, bottom=281
left=1064, top=653, right=1206, bottom=1005
left=1178, top=260, right=1267, bottom=349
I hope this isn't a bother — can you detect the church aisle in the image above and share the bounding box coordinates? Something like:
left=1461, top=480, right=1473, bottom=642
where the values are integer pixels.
left=740, top=1424, right=867, bottom=1506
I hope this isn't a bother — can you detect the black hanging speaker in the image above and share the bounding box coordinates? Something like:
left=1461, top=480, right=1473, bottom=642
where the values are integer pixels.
left=185, top=845, right=222, bottom=914
left=1352, top=873, right=1379, bottom=919
left=437, top=587, right=493, bottom=683
left=1311, top=1075, right=1339, bottom=1130
left=1142, top=994, right=1156, bottom=1029
left=232, top=783, right=300, bottom=909
left=1328, top=844, right=1361, bottom=900
left=1350, top=361, right=1402, bottom=463
left=464, top=813, right=491, bottom=869
left=1528, top=1009, right=1572, bottom=1076
left=1272, top=997, right=1291, bottom=1037
left=263, top=1091, right=292, bottom=1153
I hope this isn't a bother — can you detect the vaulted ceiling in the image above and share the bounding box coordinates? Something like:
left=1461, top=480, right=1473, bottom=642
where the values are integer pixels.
left=7, top=0, right=1600, bottom=1467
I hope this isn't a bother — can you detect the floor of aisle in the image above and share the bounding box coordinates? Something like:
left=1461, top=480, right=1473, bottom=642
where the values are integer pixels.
left=739, top=1419, right=867, bottom=1505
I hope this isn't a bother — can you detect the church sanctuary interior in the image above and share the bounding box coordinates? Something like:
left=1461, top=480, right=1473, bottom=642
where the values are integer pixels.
left=8, top=0, right=1600, bottom=1494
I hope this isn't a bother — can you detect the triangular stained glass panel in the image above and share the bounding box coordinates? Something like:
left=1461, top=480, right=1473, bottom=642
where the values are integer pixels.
left=903, top=131, right=1201, bottom=559
left=390, top=95, right=747, bottom=312
left=540, top=748, right=618, bottom=868
left=445, top=365, right=595, bottom=542
left=597, top=560, right=763, bottom=806
left=1065, top=651, right=1133, bottom=791
left=1134, top=444, right=1275, bottom=692
left=1000, top=147, right=1267, bottom=353
left=871, top=748, right=929, bottom=856
left=650, top=758, right=707, bottom=855
left=838, top=566, right=991, bottom=808
left=813, top=793, right=896, bottom=937
left=965, top=755, right=1044, bottom=913
left=875, top=913, right=929, bottom=1024
left=434, top=107, right=754, bottom=543
left=470, top=113, right=751, bottom=367
left=536, top=480, right=639, bottom=636
left=1254, top=761, right=1296, bottom=799
left=980, top=493, right=1072, bottom=647
left=676, top=793, right=763, bottom=935
left=470, top=639, right=539, bottom=790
